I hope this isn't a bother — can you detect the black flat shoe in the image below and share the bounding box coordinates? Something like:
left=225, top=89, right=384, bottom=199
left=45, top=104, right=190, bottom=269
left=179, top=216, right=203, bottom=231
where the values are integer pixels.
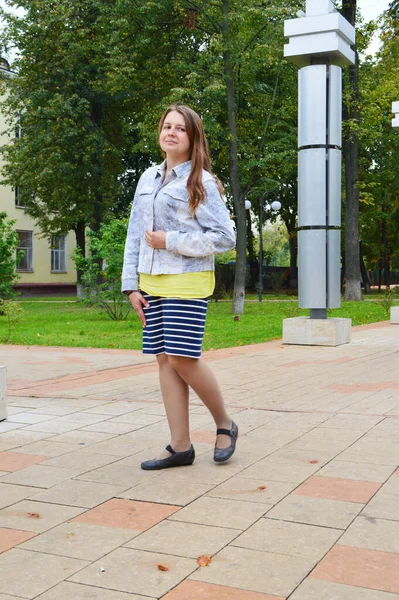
left=141, top=444, right=195, bottom=471
left=214, top=421, right=238, bottom=463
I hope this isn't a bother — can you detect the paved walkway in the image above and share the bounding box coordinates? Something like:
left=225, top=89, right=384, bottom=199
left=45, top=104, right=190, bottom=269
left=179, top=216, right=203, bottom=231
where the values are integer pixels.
left=0, top=321, right=398, bottom=599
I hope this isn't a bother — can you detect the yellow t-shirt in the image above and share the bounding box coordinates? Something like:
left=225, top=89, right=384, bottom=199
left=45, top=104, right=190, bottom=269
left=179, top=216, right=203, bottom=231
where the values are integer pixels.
left=139, top=271, right=215, bottom=299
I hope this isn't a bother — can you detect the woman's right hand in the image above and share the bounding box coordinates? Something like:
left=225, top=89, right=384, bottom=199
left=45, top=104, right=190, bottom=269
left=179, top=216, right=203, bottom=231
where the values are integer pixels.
left=129, top=291, right=150, bottom=327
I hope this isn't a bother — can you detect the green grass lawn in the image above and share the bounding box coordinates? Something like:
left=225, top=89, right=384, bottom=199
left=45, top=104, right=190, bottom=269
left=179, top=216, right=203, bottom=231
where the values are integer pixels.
left=0, top=297, right=395, bottom=350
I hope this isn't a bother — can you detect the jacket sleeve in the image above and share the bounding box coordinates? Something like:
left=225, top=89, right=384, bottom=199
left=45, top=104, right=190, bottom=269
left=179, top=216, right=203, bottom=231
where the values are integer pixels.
left=121, top=178, right=143, bottom=292
left=165, top=179, right=236, bottom=257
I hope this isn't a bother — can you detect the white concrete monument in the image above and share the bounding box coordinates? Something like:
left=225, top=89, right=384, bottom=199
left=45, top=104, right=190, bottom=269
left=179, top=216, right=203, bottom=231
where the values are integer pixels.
left=0, top=366, right=7, bottom=421
left=282, top=0, right=354, bottom=346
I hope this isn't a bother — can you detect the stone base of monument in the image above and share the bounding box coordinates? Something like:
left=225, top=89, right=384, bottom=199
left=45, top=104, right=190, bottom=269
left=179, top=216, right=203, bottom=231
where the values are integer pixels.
left=390, top=306, right=399, bottom=324
left=0, top=366, right=7, bottom=421
left=283, top=317, right=352, bottom=347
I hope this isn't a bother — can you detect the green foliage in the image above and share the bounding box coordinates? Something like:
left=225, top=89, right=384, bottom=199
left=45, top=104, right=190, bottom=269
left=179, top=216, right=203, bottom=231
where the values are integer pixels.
left=72, top=219, right=131, bottom=321
left=376, top=287, right=397, bottom=316
left=0, top=297, right=390, bottom=350
left=357, top=10, right=399, bottom=277
left=0, top=212, right=20, bottom=300
left=0, top=299, right=23, bottom=342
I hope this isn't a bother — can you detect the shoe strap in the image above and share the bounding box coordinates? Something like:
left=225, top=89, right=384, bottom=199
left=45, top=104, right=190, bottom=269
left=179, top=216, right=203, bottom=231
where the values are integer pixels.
left=216, top=428, right=232, bottom=437
left=165, top=444, right=175, bottom=455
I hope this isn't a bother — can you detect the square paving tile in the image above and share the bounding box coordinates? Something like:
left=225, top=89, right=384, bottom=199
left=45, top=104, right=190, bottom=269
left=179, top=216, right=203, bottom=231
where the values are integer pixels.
left=293, top=476, right=381, bottom=503
left=11, top=440, right=84, bottom=457
left=35, top=582, right=148, bottom=599
left=0, top=464, right=82, bottom=488
left=266, top=495, right=363, bottom=529
left=190, top=545, right=313, bottom=598
left=50, top=430, right=116, bottom=445
left=317, top=460, right=396, bottom=483
left=161, top=580, right=284, bottom=600
left=205, top=476, right=297, bottom=505
left=240, top=460, right=319, bottom=483
left=44, top=449, right=121, bottom=473
left=290, top=579, right=399, bottom=599
left=7, top=411, right=55, bottom=424
left=69, top=547, right=197, bottom=597
left=231, top=518, right=341, bottom=561
left=76, top=453, right=161, bottom=486
left=29, top=479, right=126, bottom=508
left=0, top=527, right=36, bottom=553
left=0, top=500, right=83, bottom=532
left=340, top=516, right=399, bottom=553
left=0, top=483, right=40, bottom=509
left=126, top=520, right=238, bottom=558
left=23, top=420, right=81, bottom=434
left=72, top=498, right=181, bottom=531
left=19, top=521, right=136, bottom=560
left=310, top=544, right=399, bottom=594
left=168, top=496, right=269, bottom=530
left=0, top=451, right=47, bottom=472
left=0, top=594, right=33, bottom=600
left=120, top=474, right=212, bottom=506
left=337, top=438, right=399, bottom=466
left=362, top=492, right=399, bottom=521
left=381, top=474, right=399, bottom=495
left=0, top=548, right=88, bottom=599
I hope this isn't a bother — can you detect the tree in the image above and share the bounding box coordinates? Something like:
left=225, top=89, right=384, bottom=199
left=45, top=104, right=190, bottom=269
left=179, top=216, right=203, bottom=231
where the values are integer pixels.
left=341, top=0, right=362, bottom=300
left=134, top=0, right=301, bottom=313
left=357, top=8, right=399, bottom=285
left=0, top=212, right=20, bottom=300
left=0, top=0, right=177, bottom=270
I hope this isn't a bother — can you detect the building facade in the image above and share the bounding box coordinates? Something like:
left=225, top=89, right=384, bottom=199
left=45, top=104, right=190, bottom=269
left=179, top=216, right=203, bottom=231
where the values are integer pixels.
left=0, top=60, right=77, bottom=295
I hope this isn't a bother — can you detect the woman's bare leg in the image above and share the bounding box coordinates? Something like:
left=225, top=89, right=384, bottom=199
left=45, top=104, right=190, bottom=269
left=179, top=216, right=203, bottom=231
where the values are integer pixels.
left=156, top=353, right=192, bottom=458
left=167, top=355, right=233, bottom=449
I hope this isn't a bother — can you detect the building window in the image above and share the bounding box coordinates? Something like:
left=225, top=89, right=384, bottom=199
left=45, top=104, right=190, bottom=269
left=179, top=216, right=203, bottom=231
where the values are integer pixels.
left=15, top=186, right=24, bottom=208
left=16, top=230, right=33, bottom=272
left=51, top=235, right=67, bottom=272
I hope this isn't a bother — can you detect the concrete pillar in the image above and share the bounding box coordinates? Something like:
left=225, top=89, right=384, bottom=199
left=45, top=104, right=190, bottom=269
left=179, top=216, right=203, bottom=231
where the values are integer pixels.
left=390, top=306, right=399, bottom=324
left=0, top=366, right=7, bottom=421
left=282, top=0, right=354, bottom=346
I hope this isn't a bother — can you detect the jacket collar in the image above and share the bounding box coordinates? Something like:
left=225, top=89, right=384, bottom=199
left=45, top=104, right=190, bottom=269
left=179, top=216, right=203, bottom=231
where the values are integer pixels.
left=156, top=160, right=191, bottom=179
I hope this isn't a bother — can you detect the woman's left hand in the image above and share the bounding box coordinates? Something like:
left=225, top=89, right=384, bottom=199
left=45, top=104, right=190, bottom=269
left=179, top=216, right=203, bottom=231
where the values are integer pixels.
left=145, top=229, right=166, bottom=249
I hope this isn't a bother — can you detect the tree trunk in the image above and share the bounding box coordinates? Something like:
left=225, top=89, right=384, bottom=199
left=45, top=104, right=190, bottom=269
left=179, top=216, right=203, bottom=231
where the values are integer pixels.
left=284, top=213, right=297, bottom=288
left=90, top=101, right=104, bottom=234
left=222, top=0, right=245, bottom=315
left=74, top=219, right=86, bottom=293
left=342, top=0, right=362, bottom=300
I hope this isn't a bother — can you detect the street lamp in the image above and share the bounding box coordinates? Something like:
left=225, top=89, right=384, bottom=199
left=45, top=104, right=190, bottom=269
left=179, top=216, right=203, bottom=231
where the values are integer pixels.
left=258, top=197, right=281, bottom=302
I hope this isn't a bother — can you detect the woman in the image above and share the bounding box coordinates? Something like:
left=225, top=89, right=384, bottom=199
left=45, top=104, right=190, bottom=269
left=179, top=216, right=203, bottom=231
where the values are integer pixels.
left=122, top=104, right=238, bottom=470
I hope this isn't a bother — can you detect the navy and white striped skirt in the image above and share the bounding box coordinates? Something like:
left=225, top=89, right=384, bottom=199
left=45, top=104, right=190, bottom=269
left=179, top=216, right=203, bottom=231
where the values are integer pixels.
left=142, top=294, right=208, bottom=359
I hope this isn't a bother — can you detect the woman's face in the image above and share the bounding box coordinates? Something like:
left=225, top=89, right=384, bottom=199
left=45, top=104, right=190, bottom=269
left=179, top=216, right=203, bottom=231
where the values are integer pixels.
left=159, top=110, right=191, bottom=163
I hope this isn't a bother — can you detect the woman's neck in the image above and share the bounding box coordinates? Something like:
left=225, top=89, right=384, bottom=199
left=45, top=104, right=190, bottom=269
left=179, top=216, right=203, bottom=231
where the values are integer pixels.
left=165, top=155, right=189, bottom=178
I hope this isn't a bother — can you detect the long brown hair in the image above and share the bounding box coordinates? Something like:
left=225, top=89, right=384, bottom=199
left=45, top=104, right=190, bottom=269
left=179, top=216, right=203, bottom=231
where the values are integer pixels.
left=159, top=104, right=224, bottom=214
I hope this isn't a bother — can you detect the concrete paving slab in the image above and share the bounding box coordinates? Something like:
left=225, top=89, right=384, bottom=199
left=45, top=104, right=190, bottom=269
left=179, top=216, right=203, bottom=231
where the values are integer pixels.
left=0, top=321, right=398, bottom=598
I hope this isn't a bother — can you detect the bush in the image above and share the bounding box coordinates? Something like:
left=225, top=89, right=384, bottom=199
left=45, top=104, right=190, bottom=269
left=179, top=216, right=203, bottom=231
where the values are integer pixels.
left=0, top=299, right=23, bottom=342
left=73, top=219, right=132, bottom=321
left=0, top=212, right=20, bottom=301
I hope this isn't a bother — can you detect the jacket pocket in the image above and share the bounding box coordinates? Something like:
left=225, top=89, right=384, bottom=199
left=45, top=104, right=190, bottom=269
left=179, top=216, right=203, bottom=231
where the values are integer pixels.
left=163, top=188, right=189, bottom=204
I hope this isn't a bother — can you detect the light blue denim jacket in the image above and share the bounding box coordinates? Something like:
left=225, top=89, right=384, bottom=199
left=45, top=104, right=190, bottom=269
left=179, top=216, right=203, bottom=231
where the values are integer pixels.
left=122, top=161, right=236, bottom=292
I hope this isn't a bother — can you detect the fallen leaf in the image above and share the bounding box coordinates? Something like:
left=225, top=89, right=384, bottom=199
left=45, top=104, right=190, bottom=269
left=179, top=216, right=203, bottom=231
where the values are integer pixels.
left=27, top=512, right=40, bottom=519
left=197, top=555, right=211, bottom=567
left=309, top=460, right=319, bottom=464
left=257, top=485, right=267, bottom=491
left=157, top=564, right=169, bottom=572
